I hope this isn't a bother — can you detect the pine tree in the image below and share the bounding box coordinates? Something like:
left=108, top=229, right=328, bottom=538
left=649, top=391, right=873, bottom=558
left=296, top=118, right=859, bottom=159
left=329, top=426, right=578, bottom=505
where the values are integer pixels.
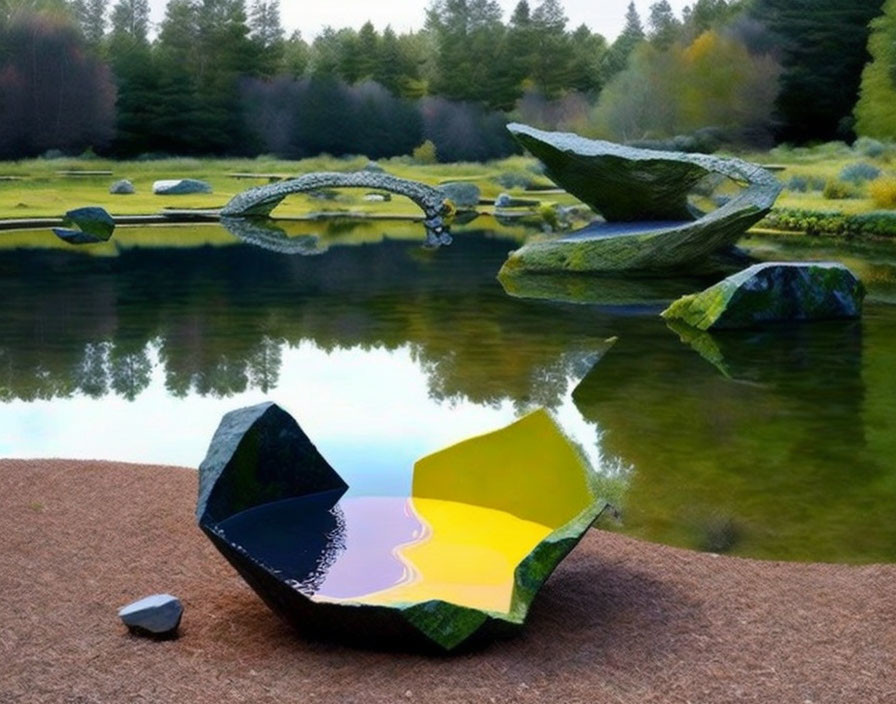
left=648, top=0, right=680, bottom=48
left=854, top=0, right=896, bottom=139
left=69, top=0, right=107, bottom=45
left=602, top=1, right=645, bottom=79
left=751, top=0, right=883, bottom=141
left=109, top=0, right=148, bottom=42
left=530, top=0, right=572, bottom=98
left=567, top=24, right=607, bottom=95
left=248, top=0, right=284, bottom=75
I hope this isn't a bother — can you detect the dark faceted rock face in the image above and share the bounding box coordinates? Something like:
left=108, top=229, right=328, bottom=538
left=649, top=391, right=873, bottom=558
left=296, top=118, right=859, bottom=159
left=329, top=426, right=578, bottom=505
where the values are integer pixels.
left=118, top=594, right=183, bottom=638
left=662, top=262, right=866, bottom=330
left=197, top=403, right=347, bottom=526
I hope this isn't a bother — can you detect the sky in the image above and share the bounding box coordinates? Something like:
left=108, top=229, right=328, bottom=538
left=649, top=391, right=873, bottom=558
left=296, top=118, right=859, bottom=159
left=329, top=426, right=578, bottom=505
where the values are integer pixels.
left=146, top=0, right=692, bottom=42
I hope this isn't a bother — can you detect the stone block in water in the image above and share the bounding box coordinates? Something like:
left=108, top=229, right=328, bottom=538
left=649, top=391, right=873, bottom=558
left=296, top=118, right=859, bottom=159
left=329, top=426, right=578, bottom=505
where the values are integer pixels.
left=661, top=262, right=865, bottom=330
left=52, top=206, right=115, bottom=245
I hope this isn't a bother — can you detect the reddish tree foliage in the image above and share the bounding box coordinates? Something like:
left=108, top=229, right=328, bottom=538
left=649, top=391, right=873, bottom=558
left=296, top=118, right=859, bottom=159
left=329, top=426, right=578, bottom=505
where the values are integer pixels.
left=0, top=12, right=116, bottom=158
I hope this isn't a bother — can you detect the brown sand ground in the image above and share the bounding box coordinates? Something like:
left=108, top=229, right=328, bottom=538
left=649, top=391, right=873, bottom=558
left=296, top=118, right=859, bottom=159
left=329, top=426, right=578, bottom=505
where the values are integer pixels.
left=0, top=459, right=893, bottom=704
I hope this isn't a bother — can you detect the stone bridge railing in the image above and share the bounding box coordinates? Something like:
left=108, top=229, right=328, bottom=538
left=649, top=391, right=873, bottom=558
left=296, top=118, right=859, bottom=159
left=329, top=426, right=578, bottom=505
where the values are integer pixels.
left=220, top=172, right=454, bottom=246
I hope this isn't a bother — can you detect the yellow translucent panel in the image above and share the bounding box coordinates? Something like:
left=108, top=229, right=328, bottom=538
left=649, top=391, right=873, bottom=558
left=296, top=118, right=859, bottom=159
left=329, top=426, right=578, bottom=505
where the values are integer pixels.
left=412, top=409, right=593, bottom=528
left=316, top=498, right=552, bottom=614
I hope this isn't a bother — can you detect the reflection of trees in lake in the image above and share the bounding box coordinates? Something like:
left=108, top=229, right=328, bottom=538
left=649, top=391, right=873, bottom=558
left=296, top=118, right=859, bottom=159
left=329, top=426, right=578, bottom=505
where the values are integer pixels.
left=0, top=234, right=621, bottom=406
left=572, top=315, right=896, bottom=563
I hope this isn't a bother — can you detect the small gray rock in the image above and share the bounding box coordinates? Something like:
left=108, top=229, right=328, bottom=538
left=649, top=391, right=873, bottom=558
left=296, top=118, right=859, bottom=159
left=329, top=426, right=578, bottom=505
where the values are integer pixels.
left=363, top=161, right=385, bottom=173
left=119, top=594, right=183, bottom=638
left=109, top=179, right=135, bottom=195
left=495, top=192, right=513, bottom=208
left=153, top=179, right=213, bottom=195
left=438, top=182, right=481, bottom=209
left=362, top=192, right=390, bottom=202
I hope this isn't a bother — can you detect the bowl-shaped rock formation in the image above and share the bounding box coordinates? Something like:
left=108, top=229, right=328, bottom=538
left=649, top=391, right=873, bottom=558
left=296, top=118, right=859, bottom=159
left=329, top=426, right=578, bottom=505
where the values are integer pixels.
left=661, top=262, right=865, bottom=330
left=197, top=403, right=603, bottom=652
left=502, top=124, right=782, bottom=273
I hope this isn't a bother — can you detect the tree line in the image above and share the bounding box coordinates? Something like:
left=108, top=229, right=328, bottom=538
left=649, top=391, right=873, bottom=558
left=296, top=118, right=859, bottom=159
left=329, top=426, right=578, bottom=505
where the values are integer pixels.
left=0, top=0, right=890, bottom=161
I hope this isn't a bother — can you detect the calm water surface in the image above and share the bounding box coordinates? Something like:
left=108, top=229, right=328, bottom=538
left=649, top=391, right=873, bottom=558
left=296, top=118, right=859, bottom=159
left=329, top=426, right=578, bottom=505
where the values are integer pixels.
left=2, top=223, right=894, bottom=563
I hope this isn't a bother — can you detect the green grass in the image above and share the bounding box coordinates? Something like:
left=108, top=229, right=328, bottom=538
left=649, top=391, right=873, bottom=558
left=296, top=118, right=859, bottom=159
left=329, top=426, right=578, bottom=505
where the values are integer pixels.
left=0, top=154, right=570, bottom=220
left=1, top=143, right=895, bottom=231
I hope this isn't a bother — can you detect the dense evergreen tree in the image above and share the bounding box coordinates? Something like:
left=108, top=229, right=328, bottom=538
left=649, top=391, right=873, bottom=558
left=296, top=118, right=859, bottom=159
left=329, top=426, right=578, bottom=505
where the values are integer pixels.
left=248, top=0, right=284, bottom=76
left=648, top=0, right=681, bottom=48
left=854, top=0, right=896, bottom=139
left=566, top=24, right=607, bottom=95
left=750, top=0, right=884, bottom=142
left=602, top=1, right=644, bottom=79
left=529, top=0, right=572, bottom=98
left=69, top=0, right=107, bottom=46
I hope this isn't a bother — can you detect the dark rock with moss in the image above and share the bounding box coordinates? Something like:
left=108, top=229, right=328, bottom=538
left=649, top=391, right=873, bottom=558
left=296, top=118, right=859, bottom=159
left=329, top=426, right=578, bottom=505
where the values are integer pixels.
left=661, top=262, right=865, bottom=331
left=501, top=124, right=781, bottom=273
left=52, top=206, right=115, bottom=244
left=197, top=403, right=603, bottom=652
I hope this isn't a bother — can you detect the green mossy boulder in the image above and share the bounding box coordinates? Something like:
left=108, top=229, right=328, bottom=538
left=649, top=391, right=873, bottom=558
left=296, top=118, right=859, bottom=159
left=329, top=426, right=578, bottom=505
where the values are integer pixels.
left=661, top=262, right=866, bottom=331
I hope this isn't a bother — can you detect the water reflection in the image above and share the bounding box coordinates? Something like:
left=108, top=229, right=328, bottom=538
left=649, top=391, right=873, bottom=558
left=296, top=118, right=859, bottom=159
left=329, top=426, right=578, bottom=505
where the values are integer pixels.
left=2, top=226, right=896, bottom=563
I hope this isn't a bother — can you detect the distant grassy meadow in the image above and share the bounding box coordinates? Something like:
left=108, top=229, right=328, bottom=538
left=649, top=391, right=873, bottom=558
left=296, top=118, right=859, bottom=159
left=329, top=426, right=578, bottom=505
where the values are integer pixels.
left=1, top=142, right=895, bottom=239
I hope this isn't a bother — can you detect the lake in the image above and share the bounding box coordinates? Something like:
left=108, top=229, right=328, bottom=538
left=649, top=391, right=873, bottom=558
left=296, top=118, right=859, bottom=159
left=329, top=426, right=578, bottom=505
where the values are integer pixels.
left=1, top=220, right=894, bottom=564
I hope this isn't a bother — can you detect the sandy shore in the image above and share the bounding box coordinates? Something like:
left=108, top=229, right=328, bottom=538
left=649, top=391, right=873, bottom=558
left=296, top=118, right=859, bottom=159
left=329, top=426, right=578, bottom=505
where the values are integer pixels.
left=1, top=459, right=893, bottom=703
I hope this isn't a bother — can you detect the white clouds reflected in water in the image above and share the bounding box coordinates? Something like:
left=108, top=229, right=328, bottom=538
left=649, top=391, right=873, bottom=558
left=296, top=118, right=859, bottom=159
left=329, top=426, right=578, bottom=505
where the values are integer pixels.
left=0, top=342, right=606, bottom=497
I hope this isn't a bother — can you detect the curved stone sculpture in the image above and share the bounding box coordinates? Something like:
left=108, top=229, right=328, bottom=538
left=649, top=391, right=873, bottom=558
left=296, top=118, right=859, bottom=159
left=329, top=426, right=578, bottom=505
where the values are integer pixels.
left=501, top=124, right=782, bottom=273
left=197, top=403, right=603, bottom=652
left=221, top=172, right=454, bottom=247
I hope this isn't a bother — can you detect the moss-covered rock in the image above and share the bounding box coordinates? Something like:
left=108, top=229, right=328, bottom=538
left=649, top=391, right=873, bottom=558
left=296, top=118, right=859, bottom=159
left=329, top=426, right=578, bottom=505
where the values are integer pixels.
left=661, top=262, right=866, bottom=330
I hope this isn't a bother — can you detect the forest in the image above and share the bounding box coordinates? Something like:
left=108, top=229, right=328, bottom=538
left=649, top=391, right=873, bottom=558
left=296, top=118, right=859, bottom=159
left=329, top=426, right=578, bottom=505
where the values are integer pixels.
left=0, top=0, right=893, bottom=161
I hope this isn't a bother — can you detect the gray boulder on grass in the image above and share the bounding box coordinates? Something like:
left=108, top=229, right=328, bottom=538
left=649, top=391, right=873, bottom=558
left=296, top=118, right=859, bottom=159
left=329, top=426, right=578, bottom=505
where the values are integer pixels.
left=438, top=182, right=481, bottom=209
left=118, top=594, right=183, bottom=638
left=109, top=179, right=135, bottom=195
left=661, top=262, right=865, bottom=330
left=153, top=179, right=213, bottom=195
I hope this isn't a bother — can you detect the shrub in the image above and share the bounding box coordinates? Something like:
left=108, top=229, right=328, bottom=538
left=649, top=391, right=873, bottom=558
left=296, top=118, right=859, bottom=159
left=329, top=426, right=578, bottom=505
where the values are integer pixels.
left=870, top=177, right=896, bottom=209
left=787, top=175, right=809, bottom=192
left=839, top=162, right=882, bottom=184
left=823, top=179, right=858, bottom=200
left=854, top=137, right=888, bottom=158
left=412, top=140, right=437, bottom=165
left=495, top=170, right=534, bottom=190
left=761, top=208, right=896, bottom=238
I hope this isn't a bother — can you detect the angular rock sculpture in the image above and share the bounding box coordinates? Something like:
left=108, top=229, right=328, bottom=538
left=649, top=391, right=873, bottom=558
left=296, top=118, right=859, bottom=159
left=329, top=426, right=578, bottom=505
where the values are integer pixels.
left=661, top=262, right=865, bottom=330
left=437, top=182, right=480, bottom=209
left=119, top=594, right=183, bottom=638
left=501, top=123, right=782, bottom=273
left=221, top=172, right=454, bottom=247
left=52, top=206, right=115, bottom=244
left=153, top=179, right=213, bottom=195
left=197, top=402, right=603, bottom=651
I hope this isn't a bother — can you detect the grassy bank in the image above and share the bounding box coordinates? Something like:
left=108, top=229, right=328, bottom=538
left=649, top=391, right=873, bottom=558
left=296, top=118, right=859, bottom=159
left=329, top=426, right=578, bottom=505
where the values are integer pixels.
left=2, top=143, right=896, bottom=239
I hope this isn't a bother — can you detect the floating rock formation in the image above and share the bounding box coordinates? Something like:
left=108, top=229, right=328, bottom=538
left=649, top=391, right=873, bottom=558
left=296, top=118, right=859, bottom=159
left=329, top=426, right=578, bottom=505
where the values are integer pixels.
left=52, top=206, right=115, bottom=244
left=197, top=402, right=602, bottom=651
left=501, top=123, right=782, bottom=273
left=109, top=179, right=135, bottom=195
left=153, top=179, right=213, bottom=195
left=118, top=594, right=183, bottom=638
left=661, top=262, right=865, bottom=330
